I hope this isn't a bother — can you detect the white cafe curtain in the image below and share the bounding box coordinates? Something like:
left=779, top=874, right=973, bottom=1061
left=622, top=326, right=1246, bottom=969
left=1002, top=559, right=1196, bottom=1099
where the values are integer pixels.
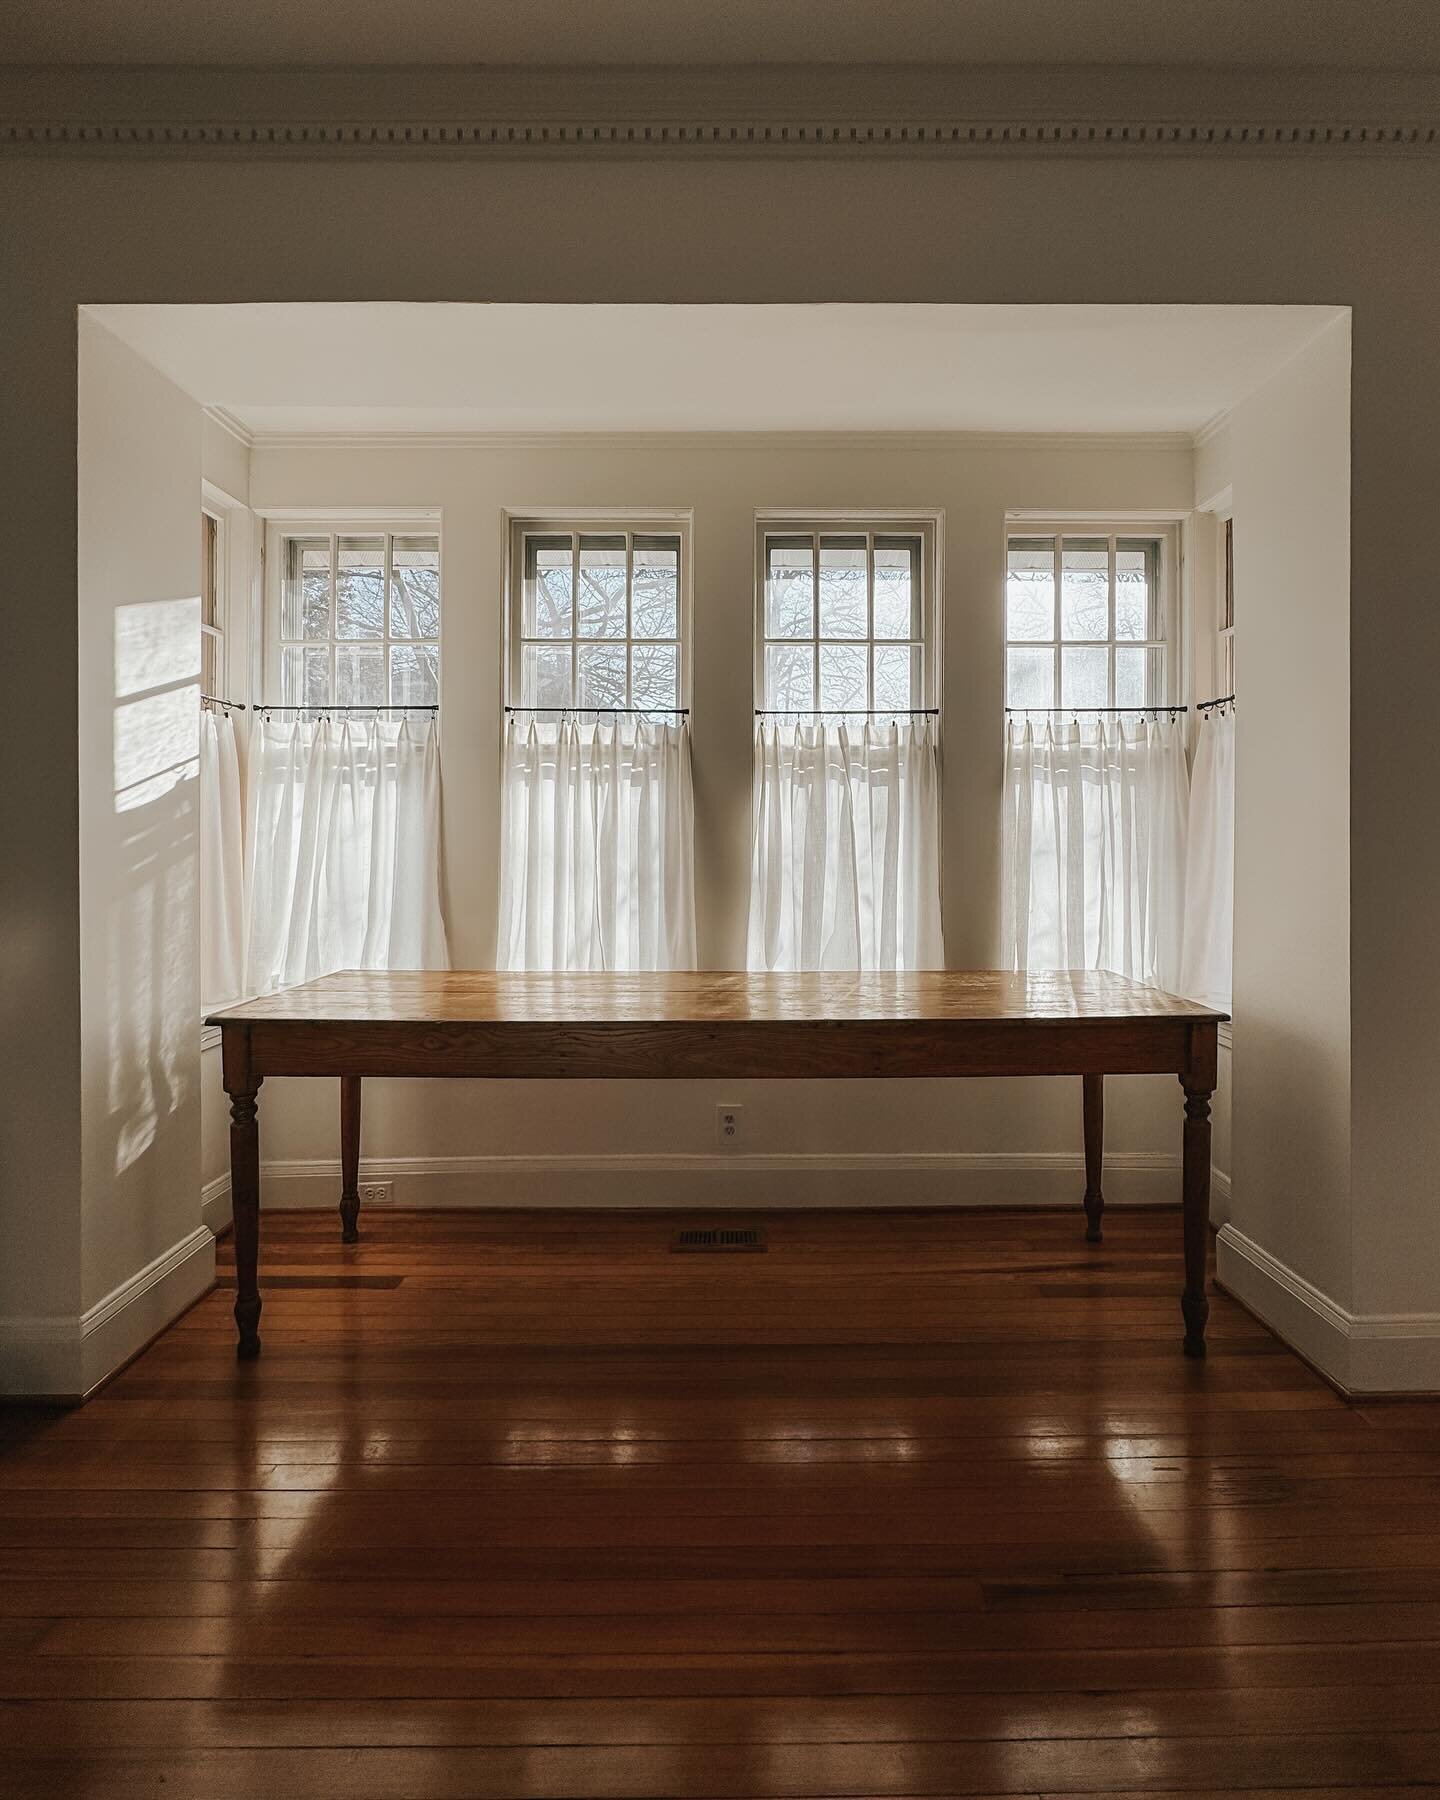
left=497, top=715, right=696, bottom=971
left=245, top=712, right=449, bottom=994
left=1002, top=714, right=1188, bottom=991
left=748, top=718, right=943, bottom=972
left=199, top=705, right=245, bottom=1010
left=1179, top=704, right=1235, bottom=1010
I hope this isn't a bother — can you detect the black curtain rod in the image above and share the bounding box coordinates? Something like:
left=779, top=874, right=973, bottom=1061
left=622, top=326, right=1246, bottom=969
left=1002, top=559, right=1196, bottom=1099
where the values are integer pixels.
left=1005, top=704, right=1187, bottom=715
left=200, top=695, right=247, bottom=710
left=259, top=703, right=439, bottom=713
left=756, top=708, right=939, bottom=716
left=1196, top=694, right=1236, bottom=712
left=505, top=705, right=689, bottom=715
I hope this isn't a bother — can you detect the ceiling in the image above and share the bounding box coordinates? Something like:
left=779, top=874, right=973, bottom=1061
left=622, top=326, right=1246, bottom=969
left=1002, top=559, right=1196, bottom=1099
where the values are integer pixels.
left=88, top=303, right=1343, bottom=440
left=7, top=0, right=1440, bottom=68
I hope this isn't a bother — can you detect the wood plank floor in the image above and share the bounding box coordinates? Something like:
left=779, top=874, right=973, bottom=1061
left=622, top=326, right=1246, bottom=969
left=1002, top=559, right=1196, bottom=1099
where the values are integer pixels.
left=3, top=1206, right=1439, bottom=1799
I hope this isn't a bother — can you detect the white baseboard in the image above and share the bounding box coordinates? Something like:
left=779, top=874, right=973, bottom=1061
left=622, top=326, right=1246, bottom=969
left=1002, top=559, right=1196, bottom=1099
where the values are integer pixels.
left=1210, top=1163, right=1232, bottom=1227
left=252, top=1148, right=1181, bottom=1210
left=0, top=1225, right=215, bottom=1401
left=1216, top=1224, right=1440, bottom=1394
left=201, top=1171, right=232, bottom=1236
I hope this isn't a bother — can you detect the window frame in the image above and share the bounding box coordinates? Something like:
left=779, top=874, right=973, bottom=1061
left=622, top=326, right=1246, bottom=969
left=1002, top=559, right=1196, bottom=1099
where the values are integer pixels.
left=1003, top=516, right=1182, bottom=716
left=504, top=512, right=693, bottom=716
left=753, top=513, right=941, bottom=716
left=200, top=505, right=225, bottom=700
left=261, top=511, right=443, bottom=713
left=1219, top=512, right=1235, bottom=696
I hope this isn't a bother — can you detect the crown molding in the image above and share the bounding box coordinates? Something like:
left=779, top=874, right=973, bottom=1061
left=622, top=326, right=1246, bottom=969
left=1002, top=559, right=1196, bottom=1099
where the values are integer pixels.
left=203, top=405, right=255, bottom=450
left=241, top=427, right=1197, bottom=453
left=4, top=64, right=1440, bottom=158
left=1192, top=407, right=1233, bottom=451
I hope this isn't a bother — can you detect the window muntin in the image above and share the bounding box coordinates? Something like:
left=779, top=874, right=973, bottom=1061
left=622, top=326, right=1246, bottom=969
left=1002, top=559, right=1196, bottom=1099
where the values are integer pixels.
left=759, top=527, right=927, bottom=713
left=512, top=526, right=684, bottom=713
left=1005, top=530, right=1170, bottom=713
left=278, top=530, right=440, bottom=708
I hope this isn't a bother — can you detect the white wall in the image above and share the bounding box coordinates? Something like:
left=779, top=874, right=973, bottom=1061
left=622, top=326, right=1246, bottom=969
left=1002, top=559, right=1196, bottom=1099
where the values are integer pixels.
left=1213, top=318, right=1361, bottom=1372
left=64, top=319, right=213, bottom=1395
left=229, top=431, right=1194, bottom=1209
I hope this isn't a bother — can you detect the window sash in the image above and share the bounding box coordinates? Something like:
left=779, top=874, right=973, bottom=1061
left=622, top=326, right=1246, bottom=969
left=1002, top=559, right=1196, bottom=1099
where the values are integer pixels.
left=759, top=527, right=928, bottom=712
left=1004, top=529, right=1172, bottom=713
left=512, top=526, right=684, bottom=712
left=276, top=529, right=441, bottom=708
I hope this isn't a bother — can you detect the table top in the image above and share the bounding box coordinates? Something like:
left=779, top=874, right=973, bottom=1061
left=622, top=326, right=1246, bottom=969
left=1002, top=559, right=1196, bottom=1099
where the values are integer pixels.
left=208, top=970, right=1227, bottom=1029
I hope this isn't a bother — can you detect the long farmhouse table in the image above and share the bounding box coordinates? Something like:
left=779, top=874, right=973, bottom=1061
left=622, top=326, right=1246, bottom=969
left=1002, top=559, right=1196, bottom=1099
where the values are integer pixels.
left=207, top=970, right=1227, bottom=1361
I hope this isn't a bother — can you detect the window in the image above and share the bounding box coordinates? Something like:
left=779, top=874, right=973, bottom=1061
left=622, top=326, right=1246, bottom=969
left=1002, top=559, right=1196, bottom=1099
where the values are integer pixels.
left=1004, top=526, right=1176, bottom=712
left=1219, top=514, right=1235, bottom=694
left=276, top=529, right=441, bottom=708
left=509, top=522, right=685, bottom=713
left=758, top=524, right=932, bottom=712
left=200, top=509, right=223, bottom=696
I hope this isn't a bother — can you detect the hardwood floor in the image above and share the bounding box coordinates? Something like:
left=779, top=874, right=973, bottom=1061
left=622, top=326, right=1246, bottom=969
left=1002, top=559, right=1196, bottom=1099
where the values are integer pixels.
left=3, top=1206, right=1440, bottom=1798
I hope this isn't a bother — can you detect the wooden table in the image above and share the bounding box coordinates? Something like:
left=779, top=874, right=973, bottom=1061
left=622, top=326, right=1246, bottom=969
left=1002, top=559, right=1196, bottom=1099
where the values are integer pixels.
left=207, top=971, right=1226, bottom=1362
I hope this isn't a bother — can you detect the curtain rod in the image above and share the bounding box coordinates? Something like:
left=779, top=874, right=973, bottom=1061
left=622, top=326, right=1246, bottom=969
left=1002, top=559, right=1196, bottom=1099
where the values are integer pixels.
left=1005, top=704, right=1187, bottom=715
left=1196, top=694, right=1236, bottom=712
left=756, top=708, right=939, bottom=716
left=200, top=694, right=247, bottom=710
left=505, top=705, right=689, bottom=715
left=259, top=703, right=438, bottom=713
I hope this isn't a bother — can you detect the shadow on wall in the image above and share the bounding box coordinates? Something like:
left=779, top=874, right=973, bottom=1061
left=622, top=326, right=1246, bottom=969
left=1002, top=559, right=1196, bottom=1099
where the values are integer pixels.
left=104, top=596, right=201, bottom=1191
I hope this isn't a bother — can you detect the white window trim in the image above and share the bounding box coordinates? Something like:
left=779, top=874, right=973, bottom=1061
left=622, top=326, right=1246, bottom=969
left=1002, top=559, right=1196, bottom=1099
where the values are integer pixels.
left=203, top=480, right=259, bottom=707
left=200, top=505, right=225, bottom=701
left=753, top=510, right=942, bottom=715
left=502, top=510, right=694, bottom=715
left=259, top=510, right=443, bottom=712
left=1003, top=515, right=1183, bottom=714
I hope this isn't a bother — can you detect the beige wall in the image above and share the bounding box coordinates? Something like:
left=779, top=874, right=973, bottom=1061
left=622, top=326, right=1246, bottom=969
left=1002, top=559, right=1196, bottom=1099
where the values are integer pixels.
left=1, top=140, right=1430, bottom=1389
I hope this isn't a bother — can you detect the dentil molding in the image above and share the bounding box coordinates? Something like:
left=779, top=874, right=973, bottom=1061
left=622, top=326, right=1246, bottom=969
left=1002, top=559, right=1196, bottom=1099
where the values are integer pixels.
left=3, top=64, right=1439, bottom=157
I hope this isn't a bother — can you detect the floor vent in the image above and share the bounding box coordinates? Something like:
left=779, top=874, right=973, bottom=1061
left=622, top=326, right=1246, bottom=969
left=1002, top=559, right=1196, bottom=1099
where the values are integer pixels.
left=671, top=1227, right=767, bottom=1253
left=217, top=1275, right=404, bottom=1289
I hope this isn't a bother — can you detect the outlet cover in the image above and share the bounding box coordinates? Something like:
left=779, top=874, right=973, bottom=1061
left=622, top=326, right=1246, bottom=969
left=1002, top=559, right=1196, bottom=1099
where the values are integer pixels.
left=716, top=1104, right=743, bottom=1150
left=358, top=1180, right=393, bottom=1207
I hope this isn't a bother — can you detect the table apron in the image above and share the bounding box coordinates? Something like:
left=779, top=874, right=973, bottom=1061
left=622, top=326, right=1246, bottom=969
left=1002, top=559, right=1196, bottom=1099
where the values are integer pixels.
left=234, top=1018, right=1204, bottom=1082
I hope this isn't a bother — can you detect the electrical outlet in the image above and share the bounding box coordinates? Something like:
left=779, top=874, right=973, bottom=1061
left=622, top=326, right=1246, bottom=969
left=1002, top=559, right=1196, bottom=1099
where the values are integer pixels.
left=716, top=1104, right=743, bottom=1150
left=358, top=1180, right=393, bottom=1207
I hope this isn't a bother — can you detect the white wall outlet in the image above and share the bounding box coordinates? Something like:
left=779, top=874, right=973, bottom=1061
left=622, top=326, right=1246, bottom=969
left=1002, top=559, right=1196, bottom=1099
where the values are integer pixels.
left=358, top=1180, right=393, bottom=1207
left=716, top=1104, right=743, bottom=1150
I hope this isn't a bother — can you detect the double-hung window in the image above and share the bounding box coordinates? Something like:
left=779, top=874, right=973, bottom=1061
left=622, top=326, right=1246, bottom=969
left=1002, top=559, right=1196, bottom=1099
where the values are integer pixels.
left=275, top=529, right=441, bottom=709
left=750, top=518, right=942, bottom=972
left=512, top=526, right=685, bottom=715
left=1001, top=521, right=1186, bottom=989
left=1004, top=527, right=1174, bottom=713
left=499, top=517, right=695, bottom=972
left=759, top=526, right=932, bottom=714
left=247, top=518, right=450, bottom=994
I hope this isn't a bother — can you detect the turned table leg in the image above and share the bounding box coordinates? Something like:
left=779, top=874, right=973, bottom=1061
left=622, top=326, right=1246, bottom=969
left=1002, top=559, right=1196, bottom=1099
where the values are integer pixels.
left=1082, top=1073, right=1105, bottom=1243
left=229, top=1079, right=263, bottom=1360
left=1180, top=1078, right=1213, bottom=1357
left=340, top=1074, right=362, bottom=1243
